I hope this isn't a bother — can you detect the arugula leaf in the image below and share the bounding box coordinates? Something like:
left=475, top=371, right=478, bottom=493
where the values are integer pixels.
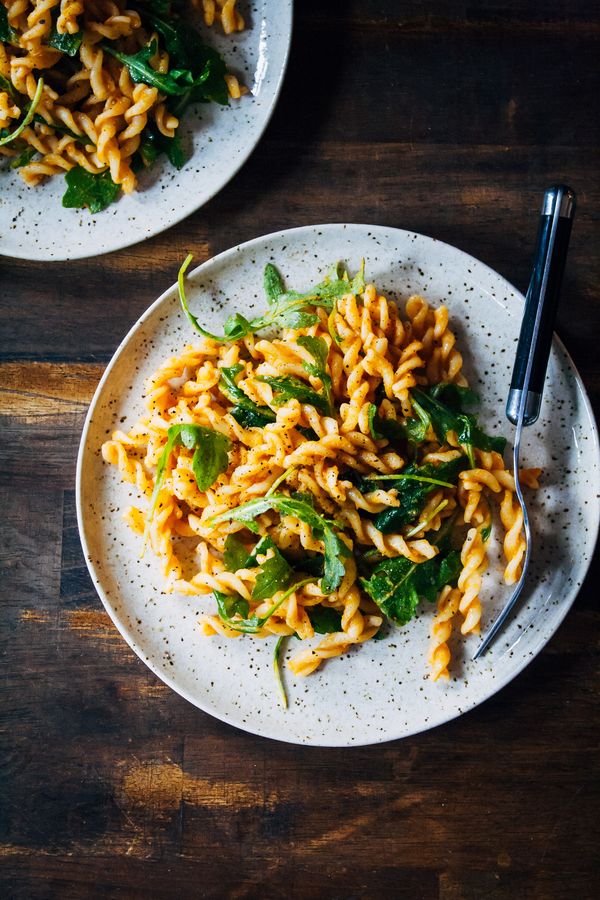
left=209, top=494, right=350, bottom=593
left=0, top=6, right=17, bottom=42
left=138, top=125, right=186, bottom=169
left=219, top=364, right=276, bottom=428
left=264, top=263, right=285, bottom=304
left=223, top=534, right=251, bottom=572
left=103, top=28, right=228, bottom=107
left=102, top=40, right=185, bottom=95
left=229, top=406, right=276, bottom=429
left=188, top=428, right=231, bottom=491
left=223, top=532, right=295, bottom=603
left=413, top=385, right=507, bottom=464
left=178, top=257, right=367, bottom=343
left=145, top=13, right=229, bottom=107
left=366, top=457, right=469, bottom=534
left=294, top=553, right=324, bottom=578
left=368, top=403, right=430, bottom=446
left=9, top=147, right=36, bottom=169
left=257, top=375, right=330, bottom=415
left=144, top=424, right=230, bottom=545
left=252, top=546, right=293, bottom=601
left=216, top=591, right=250, bottom=620
left=321, top=528, right=347, bottom=595
left=213, top=578, right=314, bottom=634
left=218, top=364, right=248, bottom=403
left=278, top=309, right=319, bottom=329
left=49, top=24, right=82, bottom=56
left=297, top=335, right=333, bottom=414
left=142, top=10, right=229, bottom=105
left=307, top=605, right=342, bottom=634
left=62, top=166, right=120, bottom=213
left=361, top=548, right=462, bottom=626
left=0, top=74, right=17, bottom=101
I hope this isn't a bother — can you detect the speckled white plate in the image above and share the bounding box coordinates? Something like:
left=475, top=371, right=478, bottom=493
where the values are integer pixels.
left=0, top=1, right=292, bottom=261
left=77, top=224, right=600, bottom=746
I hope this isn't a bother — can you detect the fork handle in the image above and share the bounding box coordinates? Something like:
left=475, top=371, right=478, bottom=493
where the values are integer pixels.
left=506, top=186, right=576, bottom=426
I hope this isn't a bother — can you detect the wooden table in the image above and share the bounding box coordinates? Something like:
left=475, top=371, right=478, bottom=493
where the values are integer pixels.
left=2, top=2, right=599, bottom=897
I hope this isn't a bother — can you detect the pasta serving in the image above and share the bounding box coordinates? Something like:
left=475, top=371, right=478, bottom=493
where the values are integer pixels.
left=101, top=258, right=540, bottom=702
left=0, top=0, right=244, bottom=211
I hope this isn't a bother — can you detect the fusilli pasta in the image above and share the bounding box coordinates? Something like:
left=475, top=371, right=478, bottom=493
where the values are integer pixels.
left=1, top=0, right=245, bottom=207
left=102, top=260, right=540, bottom=692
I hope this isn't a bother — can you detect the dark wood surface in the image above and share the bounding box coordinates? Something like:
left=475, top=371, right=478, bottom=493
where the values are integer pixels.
left=1, top=2, right=599, bottom=898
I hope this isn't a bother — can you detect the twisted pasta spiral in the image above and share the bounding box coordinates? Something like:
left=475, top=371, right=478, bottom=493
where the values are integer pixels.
left=101, top=264, right=540, bottom=691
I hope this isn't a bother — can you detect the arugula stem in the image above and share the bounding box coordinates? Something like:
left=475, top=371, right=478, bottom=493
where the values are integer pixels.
left=405, top=499, right=449, bottom=538
left=0, top=77, right=44, bottom=146
left=266, top=466, right=296, bottom=497
left=221, top=577, right=314, bottom=633
left=410, top=396, right=430, bottom=426
left=367, top=474, right=455, bottom=489
left=178, top=254, right=224, bottom=340
left=273, top=636, right=288, bottom=708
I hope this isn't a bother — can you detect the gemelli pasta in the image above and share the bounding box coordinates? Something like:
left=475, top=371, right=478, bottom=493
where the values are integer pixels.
left=0, top=0, right=244, bottom=210
left=101, top=260, right=541, bottom=699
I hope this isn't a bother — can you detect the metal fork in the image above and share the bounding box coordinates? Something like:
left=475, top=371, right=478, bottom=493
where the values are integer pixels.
left=474, top=185, right=576, bottom=659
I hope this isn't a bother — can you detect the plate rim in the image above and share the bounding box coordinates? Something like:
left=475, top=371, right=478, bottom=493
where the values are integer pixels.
left=1, top=0, right=294, bottom=263
left=76, top=222, right=600, bottom=746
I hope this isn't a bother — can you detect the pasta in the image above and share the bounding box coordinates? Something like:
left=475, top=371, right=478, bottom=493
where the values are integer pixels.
left=101, top=259, right=541, bottom=695
left=0, top=0, right=245, bottom=209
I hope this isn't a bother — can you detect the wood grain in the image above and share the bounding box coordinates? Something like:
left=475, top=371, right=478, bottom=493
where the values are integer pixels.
left=1, top=2, right=599, bottom=898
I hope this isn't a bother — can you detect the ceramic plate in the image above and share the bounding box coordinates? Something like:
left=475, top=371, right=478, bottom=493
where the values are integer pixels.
left=77, top=224, right=600, bottom=746
left=0, top=1, right=292, bottom=262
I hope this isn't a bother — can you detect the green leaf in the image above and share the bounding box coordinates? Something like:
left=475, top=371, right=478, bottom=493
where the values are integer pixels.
left=0, top=6, right=17, bottom=42
left=178, top=257, right=367, bottom=343
left=102, top=40, right=185, bottom=95
left=278, top=310, right=320, bottom=329
left=321, top=528, right=347, bottom=594
left=187, top=427, right=231, bottom=491
left=413, top=385, right=507, bottom=459
left=49, top=24, right=82, bottom=56
left=143, top=424, right=230, bottom=546
left=360, top=548, right=462, bottom=626
left=142, top=10, right=228, bottom=105
left=364, top=457, right=469, bottom=534
left=230, top=406, right=276, bottom=429
left=307, top=605, right=342, bottom=634
left=368, top=405, right=429, bottom=446
left=264, top=263, right=285, bottom=304
left=257, top=375, right=330, bottom=415
left=210, top=494, right=350, bottom=593
left=9, top=146, right=37, bottom=169
left=213, top=578, right=314, bottom=634
left=297, top=335, right=333, bottom=415
left=252, top=546, right=293, bottom=601
left=62, top=166, right=120, bottom=213
left=215, top=590, right=250, bottom=620
left=219, top=365, right=276, bottom=427
left=223, top=534, right=251, bottom=572
left=480, top=523, right=492, bottom=543
left=138, top=125, right=187, bottom=169
left=219, top=364, right=249, bottom=403
left=0, top=74, right=17, bottom=101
